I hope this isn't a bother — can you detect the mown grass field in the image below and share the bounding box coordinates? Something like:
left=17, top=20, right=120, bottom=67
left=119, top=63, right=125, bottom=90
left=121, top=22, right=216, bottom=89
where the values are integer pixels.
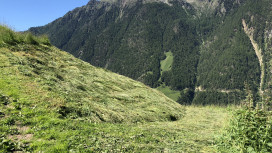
left=0, top=26, right=232, bottom=152
left=132, top=105, right=231, bottom=152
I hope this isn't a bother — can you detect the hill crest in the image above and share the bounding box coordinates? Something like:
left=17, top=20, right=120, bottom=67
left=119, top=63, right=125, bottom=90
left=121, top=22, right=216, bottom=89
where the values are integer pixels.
left=0, top=25, right=183, bottom=123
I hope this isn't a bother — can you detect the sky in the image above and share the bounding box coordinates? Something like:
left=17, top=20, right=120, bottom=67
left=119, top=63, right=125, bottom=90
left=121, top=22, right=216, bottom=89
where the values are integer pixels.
left=0, top=0, right=90, bottom=31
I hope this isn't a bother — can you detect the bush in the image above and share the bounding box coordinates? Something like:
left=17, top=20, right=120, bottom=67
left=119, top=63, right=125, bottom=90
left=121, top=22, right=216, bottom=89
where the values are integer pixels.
left=177, top=88, right=194, bottom=105
left=24, top=33, right=38, bottom=45
left=38, top=35, right=51, bottom=46
left=216, top=108, right=272, bottom=152
left=0, top=26, right=18, bottom=46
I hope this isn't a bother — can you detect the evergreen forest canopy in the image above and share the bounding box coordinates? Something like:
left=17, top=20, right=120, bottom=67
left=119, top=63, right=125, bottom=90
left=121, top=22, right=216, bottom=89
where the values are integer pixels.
left=29, top=0, right=272, bottom=105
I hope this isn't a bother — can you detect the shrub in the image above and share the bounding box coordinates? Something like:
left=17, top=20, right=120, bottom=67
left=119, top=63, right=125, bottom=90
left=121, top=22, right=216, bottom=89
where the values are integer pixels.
left=0, top=26, right=18, bottom=46
left=177, top=88, right=194, bottom=105
left=216, top=108, right=272, bottom=152
left=38, top=35, right=51, bottom=46
left=24, top=33, right=38, bottom=45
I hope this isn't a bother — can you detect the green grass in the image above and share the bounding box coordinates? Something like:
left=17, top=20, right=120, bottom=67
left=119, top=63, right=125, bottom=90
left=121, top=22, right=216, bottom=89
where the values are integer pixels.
left=0, top=25, right=50, bottom=48
left=0, top=48, right=183, bottom=123
left=0, top=26, right=231, bottom=152
left=157, top=84, right=180, bottom=101
left=216, top=107, right=272, bottom=152
left=0, top=26, right=183, bottom=152
left=160, top=51, right=173, bottom=74
left=0, top=25, right=183, bottom=123
left=158, top=51, right=178, bottom=101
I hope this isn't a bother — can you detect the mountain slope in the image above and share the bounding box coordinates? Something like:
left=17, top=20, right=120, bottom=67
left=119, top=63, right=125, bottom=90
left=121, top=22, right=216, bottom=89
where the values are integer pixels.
left=194, top=0, right=272, bottom=104
left=0, top=26, right=184, bottom=151
left=29, top=0, right=272, bottom=105
left=29, top=0, right=199, bottom=90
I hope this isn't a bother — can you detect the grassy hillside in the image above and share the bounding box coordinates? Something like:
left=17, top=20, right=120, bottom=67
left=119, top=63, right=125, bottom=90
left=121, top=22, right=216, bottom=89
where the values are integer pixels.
left=0, top=26, right=187, bottom=151
left=160, top=51, right=173, bottom=74
left=30, top=0, right=263, bottom=105
left=157, top=85, right=180, bottom=101
left=0, top=25, right=234, bottom=152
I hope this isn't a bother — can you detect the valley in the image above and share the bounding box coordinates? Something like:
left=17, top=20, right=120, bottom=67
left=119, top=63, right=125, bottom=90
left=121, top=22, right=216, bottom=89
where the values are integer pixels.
left=1, top=0, right=272, bottom=152
left=0, top=26, right=231, bottom=152
left=29, top=0, right=272, bottom=105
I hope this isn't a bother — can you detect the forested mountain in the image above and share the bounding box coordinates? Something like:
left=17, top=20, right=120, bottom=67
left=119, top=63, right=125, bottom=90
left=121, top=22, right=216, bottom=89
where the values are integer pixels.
left=29, top=0, right=272, bottom=105
left=30, top=0, right=198, bottom=89
left=194, top=0, right=272, bottom=105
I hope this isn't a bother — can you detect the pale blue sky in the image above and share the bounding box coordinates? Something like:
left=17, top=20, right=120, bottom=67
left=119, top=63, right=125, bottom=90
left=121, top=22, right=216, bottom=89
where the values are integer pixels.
left=0, top=0, right=90, bottom=31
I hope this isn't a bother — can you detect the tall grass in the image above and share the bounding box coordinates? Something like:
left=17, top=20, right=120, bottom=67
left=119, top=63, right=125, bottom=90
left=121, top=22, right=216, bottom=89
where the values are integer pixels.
left=0, top=25, right=51, bottom=47
left=0, top=35, right=186, bottom=152
left=216, top=87, right=272, bottom=152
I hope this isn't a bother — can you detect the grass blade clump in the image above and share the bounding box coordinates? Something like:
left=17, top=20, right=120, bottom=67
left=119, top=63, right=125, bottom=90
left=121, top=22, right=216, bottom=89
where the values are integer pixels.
left=0, top=26, right=18, bottom=46
left=216, top=87, right=272, bottom=152
left=0, top=25, right=51, bottom=48
left=38, top=35, right=51, bottom=46
left=24, top=33, right=38, bottom=45
left=216, top=109, right=272, bottom=152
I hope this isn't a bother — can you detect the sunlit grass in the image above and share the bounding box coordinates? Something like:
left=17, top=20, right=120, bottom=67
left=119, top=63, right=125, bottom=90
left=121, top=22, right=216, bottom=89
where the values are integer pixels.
left=0, top=26, right=231, bottom=152
left=160, top=51, right=173, bottom=74
left=0, top=25, right=51, bottom=48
